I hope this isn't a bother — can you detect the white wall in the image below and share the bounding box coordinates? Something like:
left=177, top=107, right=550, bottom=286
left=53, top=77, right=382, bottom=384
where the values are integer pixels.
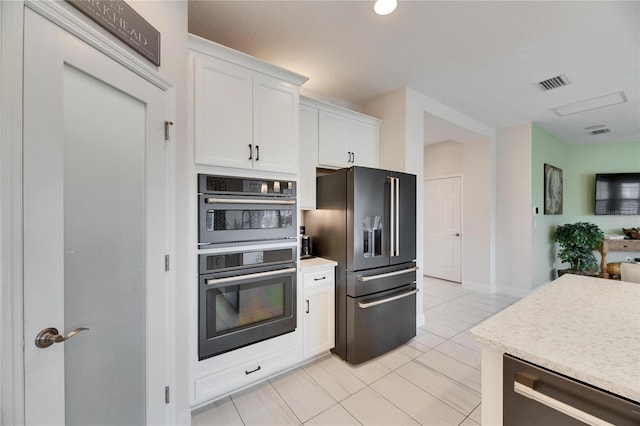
left=363, top=88, right=407, bottom=172
left=461, top=138, right=492, bottom=289
left=424, top=140, right=463, bottom=177
left=495, top=124, right=533, bottom=296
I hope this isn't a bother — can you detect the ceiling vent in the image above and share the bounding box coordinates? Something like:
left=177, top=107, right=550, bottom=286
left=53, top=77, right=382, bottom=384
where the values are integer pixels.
left=588, top=128, right=611, bottom=136
left=585, top=125, right=611, bottom=136
left=538, top=74, right=570, bottom=91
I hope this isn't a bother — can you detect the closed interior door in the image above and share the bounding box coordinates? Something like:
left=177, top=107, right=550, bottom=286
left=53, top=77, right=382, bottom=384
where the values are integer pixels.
left=23, top=9, right=170, bottom=425
left=424, top=177, right=462, bottom=282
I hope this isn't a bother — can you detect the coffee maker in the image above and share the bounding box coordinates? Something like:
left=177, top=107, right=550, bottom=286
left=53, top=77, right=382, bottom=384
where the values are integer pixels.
left=300, top=226, right=312, bottom=258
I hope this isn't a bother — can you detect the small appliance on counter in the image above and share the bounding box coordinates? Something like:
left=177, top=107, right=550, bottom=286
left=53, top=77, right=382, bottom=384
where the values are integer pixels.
left=300, top=226, right=312, bottom=258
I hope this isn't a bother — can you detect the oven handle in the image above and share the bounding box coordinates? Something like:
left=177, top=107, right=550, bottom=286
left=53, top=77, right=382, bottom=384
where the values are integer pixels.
left=205, top=267, right=296, bottom=286
left=358, top=288, right=418, bottom=309
left=204, top=197, right=295, bottom=205
left=357, top=266, right=419, bottom=282
left=513, top=374, right=615, bottom=426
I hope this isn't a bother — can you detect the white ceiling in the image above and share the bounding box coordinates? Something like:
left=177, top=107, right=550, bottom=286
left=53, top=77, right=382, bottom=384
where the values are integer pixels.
left=188, top=1, right=640, bottom=145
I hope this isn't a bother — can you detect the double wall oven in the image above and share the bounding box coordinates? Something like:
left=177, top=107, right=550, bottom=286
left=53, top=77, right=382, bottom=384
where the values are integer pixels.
left=197, top=174, right=297, bottom=360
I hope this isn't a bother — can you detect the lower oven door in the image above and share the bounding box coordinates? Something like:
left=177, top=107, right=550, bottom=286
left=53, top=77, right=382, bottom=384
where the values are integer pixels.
left=199, top=263, right=297, bottom=360
left=346, top=284, right=417, bottom=364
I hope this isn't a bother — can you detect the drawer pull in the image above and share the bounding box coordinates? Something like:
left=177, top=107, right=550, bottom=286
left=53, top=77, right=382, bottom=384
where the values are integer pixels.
left=358, top=288, right=418, bottom=309
left=245, top=366, right=261, bottom=375
left=357, top=266, right=419, bottom=282
left=514, top=373, right=615, bottom=426
left=313, top=276, right=326, bottom=281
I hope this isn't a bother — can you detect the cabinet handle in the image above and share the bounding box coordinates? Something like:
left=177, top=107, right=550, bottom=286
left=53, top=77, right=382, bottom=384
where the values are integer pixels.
left=313, top=276, right=326, bottom=281
left=352, top=152, right=355, bottom=163
left=306, top=299, right=310, bottom=314
left=248, top=144, right=253, bottom=160
left=256, top=145, right=260, bottom=161
left=245, top=365, right=261, bottom=375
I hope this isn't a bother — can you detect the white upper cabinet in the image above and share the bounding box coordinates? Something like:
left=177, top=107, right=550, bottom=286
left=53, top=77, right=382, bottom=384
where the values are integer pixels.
left=315, top=103, right=379, bottom=169
left=193, top=55, right=253, bottom=169
left=189, top=34, right=307, bottom=174
left=299, top=104, right=319, bottom=210
left=253, top=74, right=300, bottom=173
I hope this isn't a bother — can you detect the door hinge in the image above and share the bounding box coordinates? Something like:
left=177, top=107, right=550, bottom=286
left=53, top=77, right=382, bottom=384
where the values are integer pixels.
left=165, top=386, right=170, bottom=404
left=164, top=255, right=170, bottom=271
left=164, top=121, right=174, bottom=141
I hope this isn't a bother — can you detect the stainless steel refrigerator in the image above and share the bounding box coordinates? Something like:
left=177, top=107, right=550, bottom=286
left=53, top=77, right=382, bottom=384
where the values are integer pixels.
left=305, top=166, right=417, bottom=364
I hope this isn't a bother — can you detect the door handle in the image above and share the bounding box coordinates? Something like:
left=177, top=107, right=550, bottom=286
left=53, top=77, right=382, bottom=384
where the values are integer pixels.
left=453, top=233, right=460, bottom=237
left=35, top=327, right=90, bottom=348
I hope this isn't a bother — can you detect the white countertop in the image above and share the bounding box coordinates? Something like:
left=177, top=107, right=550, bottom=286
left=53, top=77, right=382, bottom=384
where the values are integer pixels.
left=470, top=273, right=640, bottom=402
left=299, top=257, right=337, bottom=272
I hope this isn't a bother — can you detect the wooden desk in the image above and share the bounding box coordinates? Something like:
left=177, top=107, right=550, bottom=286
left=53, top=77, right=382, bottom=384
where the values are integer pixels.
left=599, top=239, right=640, bottom=278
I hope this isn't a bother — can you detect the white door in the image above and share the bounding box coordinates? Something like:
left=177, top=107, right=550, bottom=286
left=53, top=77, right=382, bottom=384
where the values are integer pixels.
left=424, top=177, right=462, bottom=282
left=23, top=9, right=170, bottom=425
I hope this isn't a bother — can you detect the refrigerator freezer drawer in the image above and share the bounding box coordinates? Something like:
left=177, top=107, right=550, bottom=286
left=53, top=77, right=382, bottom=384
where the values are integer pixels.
left=503, top=354, right=640, bottom=425
left=346, top=284, right=417, bottom=364
left=347, top=262, right=417, bottom=298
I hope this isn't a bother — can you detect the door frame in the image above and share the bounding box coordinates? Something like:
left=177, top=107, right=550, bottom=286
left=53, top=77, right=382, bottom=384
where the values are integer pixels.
left=0, top=2, right=175, bottom=424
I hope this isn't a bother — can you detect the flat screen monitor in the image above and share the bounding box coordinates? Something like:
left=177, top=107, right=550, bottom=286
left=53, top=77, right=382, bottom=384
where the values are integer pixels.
left=594, top=173, right=640, bottom=215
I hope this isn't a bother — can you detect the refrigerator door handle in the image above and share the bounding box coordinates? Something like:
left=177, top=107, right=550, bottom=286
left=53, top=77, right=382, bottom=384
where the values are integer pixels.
left=387, top=176, right=395, bottom=256
left=394, top=177, right=400, bottom=257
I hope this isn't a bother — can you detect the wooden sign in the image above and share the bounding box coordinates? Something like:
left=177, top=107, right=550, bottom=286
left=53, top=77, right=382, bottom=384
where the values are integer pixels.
left=66, top=0, right=161, bottom=66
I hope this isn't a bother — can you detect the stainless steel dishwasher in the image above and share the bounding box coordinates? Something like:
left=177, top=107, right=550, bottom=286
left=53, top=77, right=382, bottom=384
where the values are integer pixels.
left=503, top=354, right=640, bottom=425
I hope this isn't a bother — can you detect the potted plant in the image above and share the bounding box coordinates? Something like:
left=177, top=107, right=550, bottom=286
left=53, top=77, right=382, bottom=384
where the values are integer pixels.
left=553, top=222, right=604, bottom=276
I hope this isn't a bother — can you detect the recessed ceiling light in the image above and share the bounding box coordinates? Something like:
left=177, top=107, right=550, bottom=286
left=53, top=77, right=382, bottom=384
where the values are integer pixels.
left=374, top=0, right=397, bottom=15
left=553, top=91, right=627, bottom=116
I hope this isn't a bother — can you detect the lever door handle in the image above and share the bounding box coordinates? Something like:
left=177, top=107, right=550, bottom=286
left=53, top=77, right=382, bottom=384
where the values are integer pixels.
left=35, top=327, right=90, bottom=348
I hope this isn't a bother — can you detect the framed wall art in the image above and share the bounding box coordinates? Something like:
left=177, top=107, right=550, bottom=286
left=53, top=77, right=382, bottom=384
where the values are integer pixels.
left=544, top=163, right=563, bottom=215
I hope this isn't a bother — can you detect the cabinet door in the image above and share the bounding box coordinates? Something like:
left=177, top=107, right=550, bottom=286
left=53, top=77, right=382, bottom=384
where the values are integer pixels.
left=350, top=120, right=378, bottom=168
left=299, top=105, right=318, bottom=210
left=318, top=110, right=350, bottom=168
left=193, top=54, right=253, bottom=169
left=303, top=285, right=335, bottom=359
left=253, top=73, right=299, bottom=174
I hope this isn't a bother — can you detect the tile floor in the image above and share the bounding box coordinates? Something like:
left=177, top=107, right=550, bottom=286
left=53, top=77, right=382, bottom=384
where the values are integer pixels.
left=192, top=276, right=520, bottom=426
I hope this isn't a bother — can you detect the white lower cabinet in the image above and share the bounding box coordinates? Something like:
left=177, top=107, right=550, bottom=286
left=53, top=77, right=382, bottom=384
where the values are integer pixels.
left=192, top=332, right=300, bottom=406
left=302, top=266, right=336, bottom=359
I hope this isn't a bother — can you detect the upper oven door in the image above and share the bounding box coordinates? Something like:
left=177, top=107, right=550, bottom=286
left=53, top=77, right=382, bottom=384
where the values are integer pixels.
left=198, top=195, right=297, bottom=246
